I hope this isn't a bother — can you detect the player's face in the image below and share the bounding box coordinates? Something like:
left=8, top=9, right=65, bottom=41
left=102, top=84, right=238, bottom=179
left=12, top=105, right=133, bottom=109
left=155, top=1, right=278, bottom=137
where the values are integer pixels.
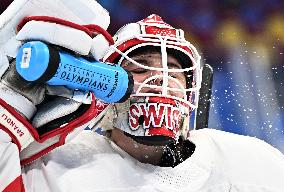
left=121, top=52, right=187, bottom=98
left=108, top=52, right=187, bottom=165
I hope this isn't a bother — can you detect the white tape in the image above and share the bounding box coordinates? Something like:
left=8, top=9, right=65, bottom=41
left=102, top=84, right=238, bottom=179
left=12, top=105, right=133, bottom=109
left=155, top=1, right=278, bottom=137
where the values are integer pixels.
left=21, top=47, right=31, bottom=68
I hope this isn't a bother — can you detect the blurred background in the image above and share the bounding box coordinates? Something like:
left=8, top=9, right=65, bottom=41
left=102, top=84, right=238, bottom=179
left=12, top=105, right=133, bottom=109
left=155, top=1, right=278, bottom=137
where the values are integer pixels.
left=1, top=0, right=284, bottom=152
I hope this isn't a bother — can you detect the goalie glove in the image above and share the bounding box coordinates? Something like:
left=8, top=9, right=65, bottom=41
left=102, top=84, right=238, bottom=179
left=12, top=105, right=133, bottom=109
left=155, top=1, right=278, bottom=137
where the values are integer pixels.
left=0, top=59, right=103, bottom=165
left=16, top=15, right=114, bottom=60
left=0, top=0, right=111, bottom=165
left=1, top=0, right=112, bottom=60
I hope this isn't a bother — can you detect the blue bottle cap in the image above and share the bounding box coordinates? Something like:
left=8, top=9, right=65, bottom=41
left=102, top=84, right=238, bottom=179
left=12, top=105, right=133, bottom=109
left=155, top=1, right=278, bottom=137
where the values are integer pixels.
left=16, top=41, right=60, bottom=82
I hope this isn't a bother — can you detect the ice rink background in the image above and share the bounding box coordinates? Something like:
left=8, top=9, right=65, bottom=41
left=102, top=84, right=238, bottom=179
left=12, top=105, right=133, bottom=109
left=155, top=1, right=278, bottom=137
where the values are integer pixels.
left=1, top=0, right=284, bottom=152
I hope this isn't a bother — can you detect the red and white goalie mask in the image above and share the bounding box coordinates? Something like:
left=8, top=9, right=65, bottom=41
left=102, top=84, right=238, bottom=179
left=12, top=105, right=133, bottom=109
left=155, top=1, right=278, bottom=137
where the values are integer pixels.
left=102, top=14, right=201, bottom=144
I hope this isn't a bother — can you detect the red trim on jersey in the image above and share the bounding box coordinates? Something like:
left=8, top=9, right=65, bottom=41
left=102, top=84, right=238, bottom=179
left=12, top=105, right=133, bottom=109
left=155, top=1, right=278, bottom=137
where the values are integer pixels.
left=3, top=175, right=25, bottom=192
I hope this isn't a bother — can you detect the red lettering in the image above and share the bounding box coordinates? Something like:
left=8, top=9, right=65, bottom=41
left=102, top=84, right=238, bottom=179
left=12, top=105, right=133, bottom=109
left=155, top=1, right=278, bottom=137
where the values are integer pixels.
left=10, top=120, right=15, bottom=128
left=129, top=104, right=140, bottom=130
left=1, top=114, right=25, bottom=137
left=1, top=114, right=6, bottom=119
left=139, top=104, right=149, bottom=128
left=148, top=104, right=165, bottom=127
left=166, top=105, right=172, bottom=129
left=128, top=102, right=184, bottom=136
left=16, top=129, right=22, bottom=136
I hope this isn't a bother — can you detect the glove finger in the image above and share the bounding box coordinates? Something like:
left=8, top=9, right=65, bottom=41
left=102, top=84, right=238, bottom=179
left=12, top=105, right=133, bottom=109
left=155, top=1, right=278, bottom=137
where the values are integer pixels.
left=46, top=85, right=92, bottom=104
left=32, top=97, right=82, bottom=128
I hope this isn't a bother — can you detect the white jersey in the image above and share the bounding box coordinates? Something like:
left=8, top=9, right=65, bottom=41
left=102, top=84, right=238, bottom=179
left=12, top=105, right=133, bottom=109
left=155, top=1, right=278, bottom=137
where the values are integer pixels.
left=18, top=128, right=284, bottom=192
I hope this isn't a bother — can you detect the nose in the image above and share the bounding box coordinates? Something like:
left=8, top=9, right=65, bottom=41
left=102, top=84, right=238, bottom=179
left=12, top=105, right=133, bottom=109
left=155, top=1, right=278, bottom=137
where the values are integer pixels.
left=137, top=70, right=164, bottom=94
left=148, top=70, right=164, bottom=86
left=149, top=77, right=163, bottom=86
left=137, top=70, right=184, bottom=98
left=147, top=71, right=184, bottom=98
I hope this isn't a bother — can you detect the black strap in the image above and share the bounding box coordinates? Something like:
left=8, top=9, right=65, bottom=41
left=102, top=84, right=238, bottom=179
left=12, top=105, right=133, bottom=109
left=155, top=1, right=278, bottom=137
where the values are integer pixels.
left=33, top=44, right=60, bottom=84
left=159, top=137, right=196, bottom=167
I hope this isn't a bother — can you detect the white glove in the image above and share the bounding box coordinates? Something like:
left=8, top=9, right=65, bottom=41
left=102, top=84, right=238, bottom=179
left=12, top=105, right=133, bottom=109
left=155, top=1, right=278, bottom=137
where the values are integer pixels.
left=0, top=0, right=112, bottom=60
left=16, top=16, right=113, bottom=60
left=0, top=54, right=104, bottom=164
left=0, top=0, right=111, bottom=165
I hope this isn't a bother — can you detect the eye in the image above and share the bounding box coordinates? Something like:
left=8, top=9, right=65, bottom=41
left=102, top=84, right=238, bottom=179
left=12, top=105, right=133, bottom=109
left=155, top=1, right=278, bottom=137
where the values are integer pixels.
left=169, top=73, right=178, bottom=78
left=169, top=72, right=184, bottom=79
left=130, top=68, right=148, bottom=74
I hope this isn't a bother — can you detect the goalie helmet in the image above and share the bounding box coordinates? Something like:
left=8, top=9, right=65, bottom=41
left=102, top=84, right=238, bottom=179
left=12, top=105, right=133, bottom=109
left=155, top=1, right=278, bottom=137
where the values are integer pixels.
left=103, top=14, right=201, bottom=144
